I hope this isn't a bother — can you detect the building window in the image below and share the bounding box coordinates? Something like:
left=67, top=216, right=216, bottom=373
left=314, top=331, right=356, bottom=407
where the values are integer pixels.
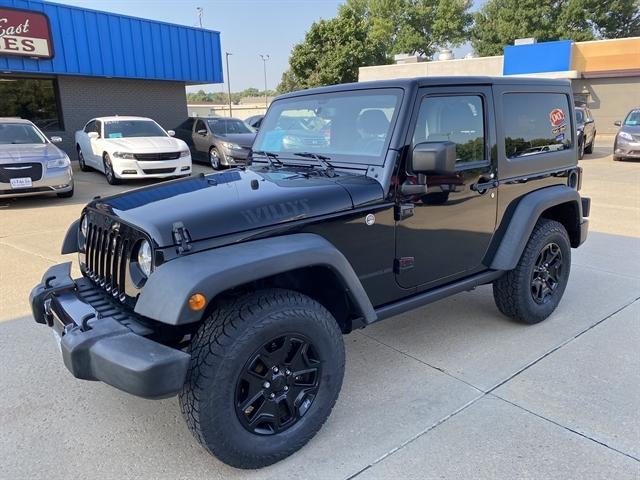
left=0, top=77, right=63, bottom=131
left=503, top=93, right=573, bottom=159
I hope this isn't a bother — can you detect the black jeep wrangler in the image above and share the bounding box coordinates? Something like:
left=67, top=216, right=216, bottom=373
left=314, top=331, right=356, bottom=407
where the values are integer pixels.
left=31, top=77, right=589, bottom=469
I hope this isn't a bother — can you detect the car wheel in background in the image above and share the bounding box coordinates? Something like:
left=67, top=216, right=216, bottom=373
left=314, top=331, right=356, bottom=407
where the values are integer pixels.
left=77, top=146, right=90, bottom=172
left=209, top=147, right=221, bottom=170
left=578, top=139, right=585, bottom=160
left=103, top=153, right=121, bottom=185
left=584, top=133, right=595, bottom=154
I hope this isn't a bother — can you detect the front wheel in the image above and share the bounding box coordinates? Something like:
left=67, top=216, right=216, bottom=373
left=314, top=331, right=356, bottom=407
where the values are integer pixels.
left=584, top=133, right=595, bottom=154
left=103, top=153, right=121, bottom=185
left=209, top=147, right=222, bottom=170
left=578, top=139, right=585, bottom=160
left=77, top=146, right=90, bottom=172
left=179, top=289, right=345, bottom=469
left=493, top=219, right=571, bottom=324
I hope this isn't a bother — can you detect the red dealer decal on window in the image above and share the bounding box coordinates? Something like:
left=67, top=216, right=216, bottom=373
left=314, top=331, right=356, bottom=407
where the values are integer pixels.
left=0, top=7, right=53, bottom=59
left=549, top=108, right=566, bottom=127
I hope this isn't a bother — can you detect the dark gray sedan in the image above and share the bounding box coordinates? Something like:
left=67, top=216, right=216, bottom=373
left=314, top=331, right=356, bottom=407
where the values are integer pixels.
left=174, top=116, right=256, bottom=170
left=0, top=118, right=74, bottom=198
left=614, top=108, right=640, bottom=161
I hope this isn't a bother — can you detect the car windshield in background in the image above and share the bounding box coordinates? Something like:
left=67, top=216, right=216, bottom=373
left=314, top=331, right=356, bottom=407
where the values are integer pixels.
left=207, top=119, right=254, bottom=135
left=103, top=120, right=166, bottom=139
left=253, top=88, right=403, bottom=166
left=575, top=110, right=584, bottom=123
left=0, top=123, right=47, bottom=145
left=623, top=110, right=640, bottom=126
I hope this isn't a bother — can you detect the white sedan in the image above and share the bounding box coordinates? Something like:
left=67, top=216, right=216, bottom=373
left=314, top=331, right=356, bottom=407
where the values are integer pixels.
left=75, top=116, right=192, bottom=185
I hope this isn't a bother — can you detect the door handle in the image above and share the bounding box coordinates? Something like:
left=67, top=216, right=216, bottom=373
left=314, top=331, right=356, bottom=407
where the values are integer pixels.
left=471, top=177, right=498, bottom=193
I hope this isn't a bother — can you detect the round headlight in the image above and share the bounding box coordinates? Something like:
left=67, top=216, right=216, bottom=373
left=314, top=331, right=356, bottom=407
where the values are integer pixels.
left=80, top=216, right=88, bottom=237
left=137, top=240, right=153, bottom=277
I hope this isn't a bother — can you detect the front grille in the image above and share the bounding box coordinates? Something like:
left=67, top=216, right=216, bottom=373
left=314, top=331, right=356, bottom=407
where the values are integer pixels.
left=142, top=167, right=177, bottom=174
left=134, top=152, right=181, bottom=161
left=84, top=221, right=130, bottom=302
left=0, top=163, right=43, bottom=182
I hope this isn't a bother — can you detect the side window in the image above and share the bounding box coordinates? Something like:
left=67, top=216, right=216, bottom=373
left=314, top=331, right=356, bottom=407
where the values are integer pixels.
left=503, top=93, right=573, bottom=159
left=178, top=118, right=194, bottom=131
left=84, top=120, right=96, bottom=134
left=195, top=119, right=206, bottom=133
left=412, top=95, right=485, bottom=164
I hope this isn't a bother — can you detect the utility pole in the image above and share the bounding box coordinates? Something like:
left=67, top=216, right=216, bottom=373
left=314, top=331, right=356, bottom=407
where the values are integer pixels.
left=196, top=7, right=203, bottom=28
left=225, top=52, right=233, bottom=117
left=259, top=54, right=270, bottom=108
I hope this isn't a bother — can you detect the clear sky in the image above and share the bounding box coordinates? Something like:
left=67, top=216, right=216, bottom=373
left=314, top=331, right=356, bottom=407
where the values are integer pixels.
left=47, top=0, right=474, bottom=92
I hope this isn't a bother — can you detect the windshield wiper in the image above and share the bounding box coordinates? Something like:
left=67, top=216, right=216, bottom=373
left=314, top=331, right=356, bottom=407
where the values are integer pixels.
left=292, top=152, right=336, bottom=177
left=252, top=150, right=284, bottom=168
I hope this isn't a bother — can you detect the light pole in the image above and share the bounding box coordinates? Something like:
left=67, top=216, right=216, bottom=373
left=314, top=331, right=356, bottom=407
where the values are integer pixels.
left=259, top=54, right=270, bottom=108
left=196, top=7, right=203, bottom=28
left=225, top=52, right=233, bottom=117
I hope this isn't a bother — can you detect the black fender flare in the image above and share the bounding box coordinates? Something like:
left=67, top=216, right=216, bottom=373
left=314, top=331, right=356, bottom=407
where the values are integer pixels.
left=487, top=185, right=583, bottom=271
left=61, top=219, right=80, bottom=254
left=134, top=233, right=377, bottom=326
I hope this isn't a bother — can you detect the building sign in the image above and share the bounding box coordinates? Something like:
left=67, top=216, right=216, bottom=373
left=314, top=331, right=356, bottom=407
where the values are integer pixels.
left=0, top=8, right=53, bottom=59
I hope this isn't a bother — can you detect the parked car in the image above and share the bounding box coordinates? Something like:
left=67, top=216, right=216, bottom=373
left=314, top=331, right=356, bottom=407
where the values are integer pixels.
left=0, top=118, right=73, bottom=198
left=574, top=106, right=596, bottom=159
left=174, top=116, right=256, bottom=169
left=245, top=114, right=264, bottom=130
left=613, top=107, right=640, bottom=161
left=75, top=116, right=192, bottom=185
left=31, top=77, right=590, bottom=469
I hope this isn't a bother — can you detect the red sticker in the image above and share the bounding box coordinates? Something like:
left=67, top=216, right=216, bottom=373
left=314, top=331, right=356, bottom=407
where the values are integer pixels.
left=549, top=108, right=565, bottom=127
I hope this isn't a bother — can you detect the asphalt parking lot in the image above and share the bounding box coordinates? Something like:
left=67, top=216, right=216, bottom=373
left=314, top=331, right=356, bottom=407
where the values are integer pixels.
left=1, top=142, right=639, bottom=479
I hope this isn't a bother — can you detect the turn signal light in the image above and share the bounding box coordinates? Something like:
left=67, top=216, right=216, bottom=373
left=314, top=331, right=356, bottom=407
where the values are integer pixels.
left=188, top=293, right=207, bottom=311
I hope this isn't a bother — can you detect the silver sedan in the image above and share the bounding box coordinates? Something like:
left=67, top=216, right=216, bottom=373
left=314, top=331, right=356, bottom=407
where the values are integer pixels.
left=0, top=118, right=74, bottom=198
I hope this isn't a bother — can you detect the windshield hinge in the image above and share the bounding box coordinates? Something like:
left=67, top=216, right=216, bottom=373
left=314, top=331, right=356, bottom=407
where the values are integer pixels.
left=172, top=222, right=192, bottom=254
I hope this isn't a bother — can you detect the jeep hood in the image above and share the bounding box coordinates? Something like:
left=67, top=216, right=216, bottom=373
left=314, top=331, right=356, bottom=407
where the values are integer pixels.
left=90, top=167, right=383, bottom=247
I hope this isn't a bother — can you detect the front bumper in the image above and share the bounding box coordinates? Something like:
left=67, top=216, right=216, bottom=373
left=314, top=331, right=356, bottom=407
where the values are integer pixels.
left=220, top=147, right=250, bottom=166
left=614, top=140, right=640, bottom=158
left=112, top=156, right=192, bottom=178
left=0, top=166, right=73, bottom=197
left=29, top=262, right=190, bottom=399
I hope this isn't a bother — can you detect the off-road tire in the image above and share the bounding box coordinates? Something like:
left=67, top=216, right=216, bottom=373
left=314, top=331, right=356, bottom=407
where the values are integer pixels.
left=179, top=288, right=345, bottom=469
left=493, top=218, right=571, bottom=324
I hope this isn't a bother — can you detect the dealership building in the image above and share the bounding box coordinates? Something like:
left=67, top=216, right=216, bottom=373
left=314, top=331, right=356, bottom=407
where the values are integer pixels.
left=0, top=0, right=223, bottom=153
left=360, top=37, right=640, bottom=134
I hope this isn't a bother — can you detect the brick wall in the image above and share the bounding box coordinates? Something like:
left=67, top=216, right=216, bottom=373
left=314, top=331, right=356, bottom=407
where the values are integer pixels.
left=55, top=76, right=188, bottom=155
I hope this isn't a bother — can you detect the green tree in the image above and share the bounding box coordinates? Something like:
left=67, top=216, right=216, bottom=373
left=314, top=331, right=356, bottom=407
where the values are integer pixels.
left=278, top=0, right=473, bottom=93
left=472, top=0, right=640, bottom=57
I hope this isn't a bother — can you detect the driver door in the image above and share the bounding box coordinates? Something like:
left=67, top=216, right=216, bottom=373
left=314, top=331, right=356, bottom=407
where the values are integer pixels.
left=395, top=86, right=498, bottom=290
left=193, top=119, right=210, bottom=155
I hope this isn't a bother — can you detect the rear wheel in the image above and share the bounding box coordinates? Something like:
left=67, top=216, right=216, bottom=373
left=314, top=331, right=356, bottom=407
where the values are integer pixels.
left=179, top=289, right=345, bottom=469
left=103, top=153, right=121, bottom=185
left=493, top=219, right=571, bottom=324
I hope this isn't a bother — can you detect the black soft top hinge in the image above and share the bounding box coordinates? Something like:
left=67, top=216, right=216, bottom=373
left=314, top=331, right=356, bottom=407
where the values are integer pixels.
left=172, top=222, right=192, bottom=254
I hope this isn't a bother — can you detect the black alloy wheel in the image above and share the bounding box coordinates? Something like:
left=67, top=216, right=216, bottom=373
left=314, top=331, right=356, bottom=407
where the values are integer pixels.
left=235, top=334, right=322, bottom=435
left=531, top=242, right=563, bottom=304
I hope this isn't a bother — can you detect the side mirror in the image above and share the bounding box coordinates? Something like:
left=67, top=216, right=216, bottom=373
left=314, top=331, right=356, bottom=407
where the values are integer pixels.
left=614, top=121, right=622, bottom=127
left=87, top=131, right=99, bottom=140
left=411, top=141, right=457, bottom=175
left=197, top=129, right=207, bottom=136
left=167, top=129, right=175, bottom=137
left=50, top=136, right=63, bottom=144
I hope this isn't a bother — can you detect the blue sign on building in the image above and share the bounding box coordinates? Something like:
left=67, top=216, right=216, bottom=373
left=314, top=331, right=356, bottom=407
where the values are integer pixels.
left=0, top=0, right=223, bottom=84
left=503, top=40, right=573, bottom=76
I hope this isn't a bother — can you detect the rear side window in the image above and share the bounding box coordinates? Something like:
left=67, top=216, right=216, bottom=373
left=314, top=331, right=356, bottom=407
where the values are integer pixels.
left=503, top=93, right=573, bottom=159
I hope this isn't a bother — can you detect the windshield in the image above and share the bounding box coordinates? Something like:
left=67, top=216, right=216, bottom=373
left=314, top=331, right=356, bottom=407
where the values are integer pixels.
left=103, top=120, right=167, bottom=139
left=207, top=118, right=254, bottom=135
left=623, top=110, right=640, bottom=126
left=575, top=110, right=584, bottom=123
left=0, top=123, right=47, bottom=144
left=253, top=88, right=403, bottom=166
